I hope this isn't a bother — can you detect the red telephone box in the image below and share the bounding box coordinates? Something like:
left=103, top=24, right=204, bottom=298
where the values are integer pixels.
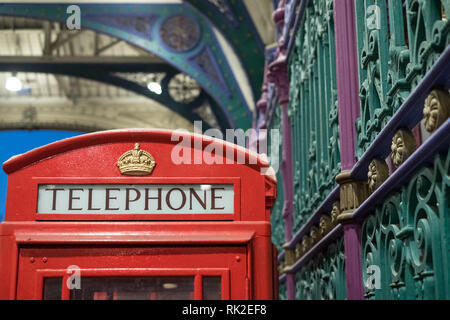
left=0, top=129, right=277, bottom=300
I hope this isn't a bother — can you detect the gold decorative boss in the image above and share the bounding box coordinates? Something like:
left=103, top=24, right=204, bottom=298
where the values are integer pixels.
left=117, top=143, right=156, bottom=176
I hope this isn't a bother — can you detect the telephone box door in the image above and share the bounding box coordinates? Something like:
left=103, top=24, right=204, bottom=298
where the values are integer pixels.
left=17, top=246, right=248, bottom=300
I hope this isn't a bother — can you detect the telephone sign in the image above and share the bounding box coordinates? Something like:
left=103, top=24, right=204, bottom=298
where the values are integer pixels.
left=37, top=184, right=235, bottom=214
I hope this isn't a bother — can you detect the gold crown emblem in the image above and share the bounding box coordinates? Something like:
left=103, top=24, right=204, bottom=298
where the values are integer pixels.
left=117, top=143, right=156, bottom=176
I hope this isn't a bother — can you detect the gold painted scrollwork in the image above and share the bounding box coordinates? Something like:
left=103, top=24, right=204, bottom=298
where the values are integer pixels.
left=278, top=261, right=285, bottom=275
left=319, top=215, right=333, bottom=237
left=331, top=201, right=341, bottom=225
left=295, top=243, right=303, bottom=260
left=391, top=130, right=417, bottom=168
left=335, top=171, right=369, bottom=223
left=368, top=159, right=389, bottom=193
left=310, top=226, right=319, bottom=246
left=294, top=204, right=340, bottom=261
left=283, top=246, right=296, bottom=270
left=302, top=235, right=312, bottom=255
left=423, top=89, right=450, bottom=133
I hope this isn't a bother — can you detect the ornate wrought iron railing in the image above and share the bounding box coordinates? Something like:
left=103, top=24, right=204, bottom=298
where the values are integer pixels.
left=258, top=0, right=449, bottom=300
left=355, top=0, right=450, bottom=158
left=351, top=1, right=450, bottom=299
left=295, top=237, right=346, bottom=299
left=289, top=0, right=341, bottom=231
left=279, top=280, right=287, bottom=300
left=361, top=149, right=450, bottom=299
left=268, top=103, right=286, bottom=250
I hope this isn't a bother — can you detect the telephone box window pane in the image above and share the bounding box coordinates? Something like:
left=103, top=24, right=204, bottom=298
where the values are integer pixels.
left=202, top=276, right=221, bottom=300
left=43, top=277, right=62, bottom=300
left=70, top=276, right=194, bottom=300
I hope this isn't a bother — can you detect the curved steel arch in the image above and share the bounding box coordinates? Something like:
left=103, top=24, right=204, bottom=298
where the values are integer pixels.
left=0, top=60, right=220, bottom=129
left=0, top=2, right=253, bottom=129
left=186, top=0, right=265, bottom=98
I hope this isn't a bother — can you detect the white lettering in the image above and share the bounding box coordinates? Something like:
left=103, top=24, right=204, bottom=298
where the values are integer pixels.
left=38, top=184, right=234, bottom=214
left=66, top=5, right=81, bottom=30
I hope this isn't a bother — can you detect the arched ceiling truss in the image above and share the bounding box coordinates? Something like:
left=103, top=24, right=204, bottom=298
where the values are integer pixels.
left=0, top=2, right=266, bottom=129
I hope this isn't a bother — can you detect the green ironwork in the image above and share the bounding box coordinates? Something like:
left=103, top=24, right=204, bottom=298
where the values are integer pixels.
left=288, top=0, right=341, bottom=231
left=269, top=104, right=285, bottom=250
left=295, top=237, right=347, bottom=300
left=279, top=281, right=287, bottom=300
left=355, top=0, right=450, bottom=158
left=361, top=148, right=450, bottom=300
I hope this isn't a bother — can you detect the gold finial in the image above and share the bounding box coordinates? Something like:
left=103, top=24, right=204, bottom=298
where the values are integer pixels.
left=117, top=143, right=156, bottom=176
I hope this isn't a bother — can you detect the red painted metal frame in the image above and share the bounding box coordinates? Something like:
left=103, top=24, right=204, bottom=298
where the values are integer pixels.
left=1, top=129, right=277, bottom=300
left=31, top=269, right=231, bottom=300
left=17, top=246, right=243, bottom=300
left=2, top=129, right=270, bottom=175
left=32, top=177, right=241, bottom=221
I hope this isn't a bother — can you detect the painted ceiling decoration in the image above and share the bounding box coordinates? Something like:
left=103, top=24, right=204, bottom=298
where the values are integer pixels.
left=187, top=0, right=265, bottom=94
left=167, top=73, right=202, bottom=104
left=0, top=1, right=267, bottom=130
left=205, top=0, right=237, bottom=27
left=88, top=13, right=160, bottom=41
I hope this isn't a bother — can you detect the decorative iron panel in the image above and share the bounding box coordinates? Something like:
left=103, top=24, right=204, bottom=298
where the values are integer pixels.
left=279, top=280, right=287, bottom=300
left=269, top=104, right=286, bottom=250
left=295, top=237, right=347, bottom=300
left=362, top=149, right=450, bottom=300
left=355, top=0, right=450, bottom=158
left=289, top=0, right=341, bottom=231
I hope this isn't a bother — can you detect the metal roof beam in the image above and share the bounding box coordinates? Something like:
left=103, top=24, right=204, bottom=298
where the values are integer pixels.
left=95, top=38, right=122, bottom=56
left=0, top=56, right=165, bottom=65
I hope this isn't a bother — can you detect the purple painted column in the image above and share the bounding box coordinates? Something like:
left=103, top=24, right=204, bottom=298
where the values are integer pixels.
left=250, top=61, right=270, bottom=153
left=333, top=0, right=365, bottom=300
left=268, top=0, right=295, bottom=301
left=334, top=0, right=361, bottom=171
left=268, top=51, right=293, bottom=244
left=342, top=223, right=365, bottom=299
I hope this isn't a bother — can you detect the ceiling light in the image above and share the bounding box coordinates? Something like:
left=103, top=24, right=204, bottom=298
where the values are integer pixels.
left=5, top=74, right=22, bottom=92
left=147, top=82, right=162, bottom=95
left=163, top=283, right=178, bottom=290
